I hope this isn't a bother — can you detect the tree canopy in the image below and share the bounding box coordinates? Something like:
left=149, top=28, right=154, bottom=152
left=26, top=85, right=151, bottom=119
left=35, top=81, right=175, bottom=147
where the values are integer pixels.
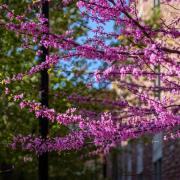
left=0, top=0, right=179, bottom=162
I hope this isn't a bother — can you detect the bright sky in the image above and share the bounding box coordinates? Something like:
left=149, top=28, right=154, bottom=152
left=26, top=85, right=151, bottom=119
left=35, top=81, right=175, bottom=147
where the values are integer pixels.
left=56, top=18, right=116, bottom=89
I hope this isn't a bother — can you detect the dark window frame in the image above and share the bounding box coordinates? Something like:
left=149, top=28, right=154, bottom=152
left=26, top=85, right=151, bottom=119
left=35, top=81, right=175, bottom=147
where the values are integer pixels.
left=137, top=173, right=143, bottom=180
left=154, top=158, right=162, bottom=180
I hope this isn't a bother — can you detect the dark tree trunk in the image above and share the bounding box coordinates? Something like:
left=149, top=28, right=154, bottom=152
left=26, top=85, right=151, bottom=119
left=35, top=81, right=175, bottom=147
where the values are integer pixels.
left=38, top=1, right=49, bottom=180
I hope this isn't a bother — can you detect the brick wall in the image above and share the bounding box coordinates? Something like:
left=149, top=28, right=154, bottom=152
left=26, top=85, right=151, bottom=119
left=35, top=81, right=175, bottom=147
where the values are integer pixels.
left=162, top=140, right=180, bottom=180
left=106, top=0, right=180, bottom=180
left=109, top=139, right=180, bottom=180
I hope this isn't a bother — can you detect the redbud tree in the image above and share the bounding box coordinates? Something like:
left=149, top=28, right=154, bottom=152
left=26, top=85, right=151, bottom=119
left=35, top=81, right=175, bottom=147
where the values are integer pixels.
left=0, top=0, right=179, bottom=155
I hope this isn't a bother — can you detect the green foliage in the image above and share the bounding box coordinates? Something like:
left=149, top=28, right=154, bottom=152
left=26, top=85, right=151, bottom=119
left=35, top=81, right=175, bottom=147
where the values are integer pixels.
left=0, top=1, right=105, bottom=179
left=50, top=0, right=87, bottom=37
left=145, top=6, right=161, bottom=29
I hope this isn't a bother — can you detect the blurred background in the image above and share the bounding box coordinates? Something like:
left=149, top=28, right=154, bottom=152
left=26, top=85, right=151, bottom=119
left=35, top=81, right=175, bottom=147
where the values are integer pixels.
left=0, top=0, right=180, bottom=180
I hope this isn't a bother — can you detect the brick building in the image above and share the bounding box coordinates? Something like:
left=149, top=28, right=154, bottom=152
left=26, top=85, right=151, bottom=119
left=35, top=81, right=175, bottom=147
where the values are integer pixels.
left=105, top=1, right=180, bottom=180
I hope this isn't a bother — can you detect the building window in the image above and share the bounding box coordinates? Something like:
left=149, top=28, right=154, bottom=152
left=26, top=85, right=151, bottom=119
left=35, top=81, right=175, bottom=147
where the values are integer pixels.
left=112, top=153, right=118, bottom=180
left=137, top=173, right=143, bottom=180
left=152, top=133, right=162, bottom=162
left=136, top=142, right=143, bottom=180
left=152, top=133, right=163, bottom=180
left=154, top=158, right=162, bottom=180
left=154, top=0, right=160, bottom=7
left=127, top=144, right=132, bottom=180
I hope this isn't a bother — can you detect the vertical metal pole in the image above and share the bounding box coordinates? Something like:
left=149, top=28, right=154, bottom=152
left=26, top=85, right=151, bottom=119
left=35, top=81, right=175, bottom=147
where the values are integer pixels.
left=153, top=1, right=162, bottom=180
left=154, top=64, right=161, bottom=100
left=39, top=1, right=49, bottom=180
left=153, top=64, right=162, bottom=180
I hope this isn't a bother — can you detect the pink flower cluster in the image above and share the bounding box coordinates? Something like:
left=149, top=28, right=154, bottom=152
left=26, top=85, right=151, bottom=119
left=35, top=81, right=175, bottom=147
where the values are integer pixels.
left=11, top=131, right=85, bottom=155
left=18, top=100, right=83, bottom=125
left=0, top=0, right=179, bottom=154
